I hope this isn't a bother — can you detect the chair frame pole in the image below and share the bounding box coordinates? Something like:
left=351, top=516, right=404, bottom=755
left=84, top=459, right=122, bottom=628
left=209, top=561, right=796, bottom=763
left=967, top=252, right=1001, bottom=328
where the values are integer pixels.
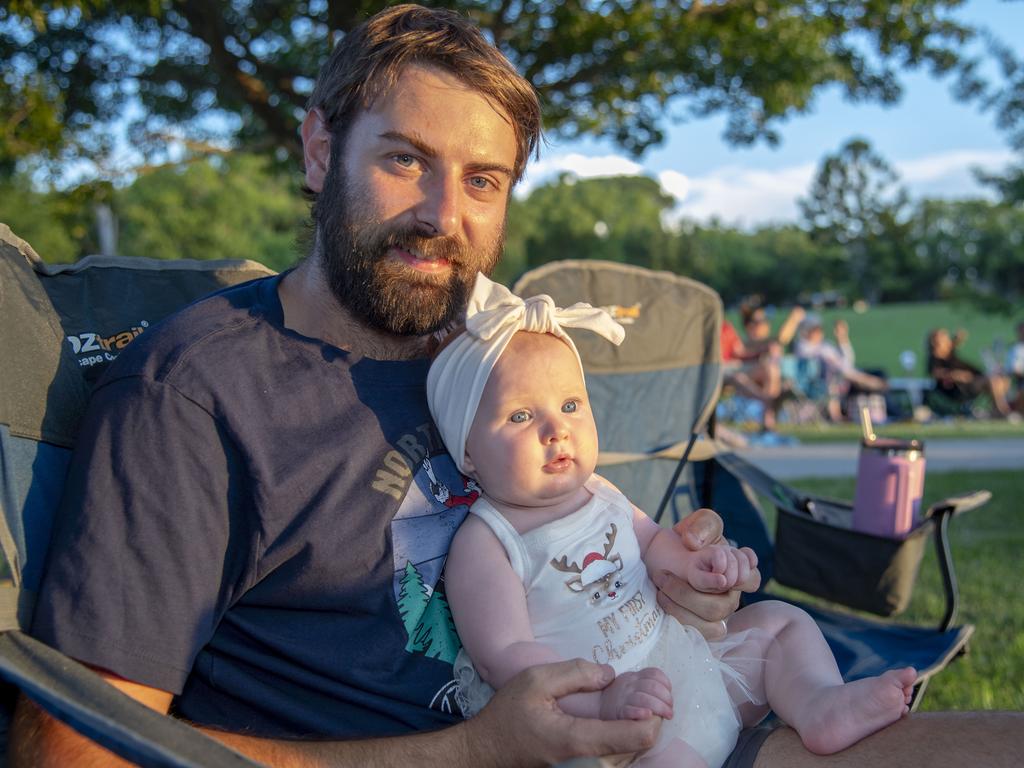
left=654, top=432, right=699, bottom=526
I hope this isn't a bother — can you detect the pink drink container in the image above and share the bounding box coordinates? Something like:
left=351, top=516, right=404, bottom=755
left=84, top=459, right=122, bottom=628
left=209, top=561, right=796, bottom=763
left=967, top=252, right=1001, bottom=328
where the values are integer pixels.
left=851, top=438, right=926, bottom=538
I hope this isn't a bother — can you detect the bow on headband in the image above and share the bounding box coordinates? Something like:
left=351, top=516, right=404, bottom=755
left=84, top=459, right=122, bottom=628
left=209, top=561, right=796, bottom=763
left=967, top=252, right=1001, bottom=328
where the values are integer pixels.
left=426, top=273, right=624, bottom=474
left=465, top=277, right=625, bottom=346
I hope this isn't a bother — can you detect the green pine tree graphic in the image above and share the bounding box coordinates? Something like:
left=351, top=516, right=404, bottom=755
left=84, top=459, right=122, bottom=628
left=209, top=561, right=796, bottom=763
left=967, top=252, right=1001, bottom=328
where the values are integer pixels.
left=414, top=587, right=461, bottom=665
left=398, top=561, right=430, bottom=648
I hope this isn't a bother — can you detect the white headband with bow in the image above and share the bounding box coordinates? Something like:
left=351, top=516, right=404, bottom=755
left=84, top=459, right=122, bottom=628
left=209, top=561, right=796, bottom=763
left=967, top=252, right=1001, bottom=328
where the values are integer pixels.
left=426, top=273, right=624, bottom=475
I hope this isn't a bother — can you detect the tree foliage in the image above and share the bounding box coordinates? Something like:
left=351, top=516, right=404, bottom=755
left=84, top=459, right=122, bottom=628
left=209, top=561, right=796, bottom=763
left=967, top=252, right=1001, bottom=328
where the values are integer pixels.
left=1, top=153, right=308, bottom=269
left=5, top=146, right=1020, bottom=314
left=500, top=174, right=677, bottom=284
left=799, top=137, right=914, bottom=302
left=909, top=197, right=1024, bottom=314
left=1, top=0, right=980, bottom=176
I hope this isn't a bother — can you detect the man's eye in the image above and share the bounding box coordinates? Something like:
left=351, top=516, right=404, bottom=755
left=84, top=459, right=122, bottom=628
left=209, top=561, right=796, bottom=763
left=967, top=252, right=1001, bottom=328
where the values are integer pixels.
left=393, top=154, right=416, bottom=168
left=562, top=400, right=578, bottom=413
left=469, top=176, right=491, bottom=190
left=510, top=411, right=529, bottom=423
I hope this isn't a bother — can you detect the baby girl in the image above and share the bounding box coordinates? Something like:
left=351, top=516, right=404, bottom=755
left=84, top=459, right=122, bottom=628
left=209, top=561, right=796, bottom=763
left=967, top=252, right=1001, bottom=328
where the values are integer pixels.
left=426, top=274, right=915, bottom=767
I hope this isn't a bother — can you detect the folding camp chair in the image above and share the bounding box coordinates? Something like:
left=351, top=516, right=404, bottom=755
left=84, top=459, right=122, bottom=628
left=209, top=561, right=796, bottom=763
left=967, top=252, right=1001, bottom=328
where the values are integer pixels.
left=513, top=258, right=986, bottom=710
left=0, top=224, right=270, bottom=765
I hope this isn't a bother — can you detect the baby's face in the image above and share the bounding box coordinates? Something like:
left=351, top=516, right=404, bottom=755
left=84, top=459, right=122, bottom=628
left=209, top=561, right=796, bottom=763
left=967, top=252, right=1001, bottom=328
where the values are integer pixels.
left=464, top=332, right=598, bottom=512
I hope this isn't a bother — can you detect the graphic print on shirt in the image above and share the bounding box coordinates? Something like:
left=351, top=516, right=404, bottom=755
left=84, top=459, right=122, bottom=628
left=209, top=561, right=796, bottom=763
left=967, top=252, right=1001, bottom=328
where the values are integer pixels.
left=549, top=523, right=627, bottom=606
left=388, top=452, right=477, bottom=668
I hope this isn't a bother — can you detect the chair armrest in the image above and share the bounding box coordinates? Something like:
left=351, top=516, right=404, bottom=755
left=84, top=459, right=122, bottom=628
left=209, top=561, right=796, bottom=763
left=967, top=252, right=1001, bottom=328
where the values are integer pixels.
left=923, top=490, right=992, bottom=520
left=0, top=631, right=260, bottom=768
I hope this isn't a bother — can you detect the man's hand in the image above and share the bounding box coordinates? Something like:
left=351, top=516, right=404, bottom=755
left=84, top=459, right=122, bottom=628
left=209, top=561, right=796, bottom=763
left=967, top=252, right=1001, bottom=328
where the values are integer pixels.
left=466, top=660, right=661, bottom=768
left=598, top=668, right=673, bottom=722
left=654, top=508, right=761, bottom=641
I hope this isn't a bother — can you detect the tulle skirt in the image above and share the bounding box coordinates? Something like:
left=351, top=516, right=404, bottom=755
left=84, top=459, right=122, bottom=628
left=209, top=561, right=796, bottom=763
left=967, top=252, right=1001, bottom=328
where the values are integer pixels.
left=454, top=615, right=768, bottom=768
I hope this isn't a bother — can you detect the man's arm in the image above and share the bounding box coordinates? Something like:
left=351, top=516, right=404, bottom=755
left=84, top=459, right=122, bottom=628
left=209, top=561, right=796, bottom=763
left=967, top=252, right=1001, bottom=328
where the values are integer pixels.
left=10, top=661, right=660, bottom=768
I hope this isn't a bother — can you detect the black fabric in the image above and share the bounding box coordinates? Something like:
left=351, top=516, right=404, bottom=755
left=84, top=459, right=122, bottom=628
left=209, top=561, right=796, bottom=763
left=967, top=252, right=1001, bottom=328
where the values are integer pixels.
left=32, top=275, right=471, bottom=739
left=773, top=499, right=930, bottom=616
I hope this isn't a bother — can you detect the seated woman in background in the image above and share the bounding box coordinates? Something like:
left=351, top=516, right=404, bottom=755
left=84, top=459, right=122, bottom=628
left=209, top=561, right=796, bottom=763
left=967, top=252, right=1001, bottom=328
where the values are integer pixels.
left=720, top=303, right=804, bottom=431
left=927, top=328, right=1013, bottom=419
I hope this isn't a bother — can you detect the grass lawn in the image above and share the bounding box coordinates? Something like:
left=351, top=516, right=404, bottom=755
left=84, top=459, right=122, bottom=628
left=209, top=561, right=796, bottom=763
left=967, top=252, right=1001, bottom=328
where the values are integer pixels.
left=757, top=468, right=1024, bottom=711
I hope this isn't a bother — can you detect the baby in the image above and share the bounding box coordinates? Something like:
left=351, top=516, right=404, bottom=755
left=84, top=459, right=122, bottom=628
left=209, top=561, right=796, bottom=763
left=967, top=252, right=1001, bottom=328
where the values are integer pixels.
left=427, top=274, right=916, bottom=768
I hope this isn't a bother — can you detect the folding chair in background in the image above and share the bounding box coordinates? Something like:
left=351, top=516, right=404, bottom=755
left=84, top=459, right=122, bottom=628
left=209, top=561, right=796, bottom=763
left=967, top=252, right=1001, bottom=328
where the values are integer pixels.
left=514, top=258, right=988, bottom=709
left=0, top=224, right=268, bottom=766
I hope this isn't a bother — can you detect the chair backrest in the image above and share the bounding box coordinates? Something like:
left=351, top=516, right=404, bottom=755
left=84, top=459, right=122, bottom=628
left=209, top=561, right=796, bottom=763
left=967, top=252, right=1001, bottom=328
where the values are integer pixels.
left=513, top=260, right=722, bottom=518
left=0, top=224, right=277, bottom=631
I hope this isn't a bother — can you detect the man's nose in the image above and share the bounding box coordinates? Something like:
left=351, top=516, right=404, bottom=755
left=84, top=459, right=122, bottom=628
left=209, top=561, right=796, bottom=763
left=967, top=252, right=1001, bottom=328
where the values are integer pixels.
left=415, top=172, right=461, bottom=237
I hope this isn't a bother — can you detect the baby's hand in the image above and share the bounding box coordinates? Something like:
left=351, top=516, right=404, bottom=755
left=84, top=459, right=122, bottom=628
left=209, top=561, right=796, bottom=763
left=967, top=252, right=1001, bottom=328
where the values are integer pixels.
left=598, top=667, right=673, bottom=721
left=687, top=543, right=758, bottom=593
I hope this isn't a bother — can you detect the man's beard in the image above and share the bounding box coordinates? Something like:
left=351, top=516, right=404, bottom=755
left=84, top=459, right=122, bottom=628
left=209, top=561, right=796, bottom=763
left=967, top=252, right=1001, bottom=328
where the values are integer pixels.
left=312, top=163, right=504, bottom=337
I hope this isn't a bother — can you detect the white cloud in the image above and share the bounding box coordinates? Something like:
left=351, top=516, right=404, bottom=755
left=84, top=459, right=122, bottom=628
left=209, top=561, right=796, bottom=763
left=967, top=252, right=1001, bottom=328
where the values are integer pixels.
left=516, top=152, right=644, bottom=197
left=659, top=164, right=816, bottom=228
left=895, top=149, right=1015, bottom=200
left=518, top=147, right=1017, bottom=228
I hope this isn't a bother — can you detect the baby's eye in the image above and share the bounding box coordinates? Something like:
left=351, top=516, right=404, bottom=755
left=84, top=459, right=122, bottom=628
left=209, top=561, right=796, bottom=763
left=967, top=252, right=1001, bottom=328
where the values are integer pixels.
left=562, top=400, right=579, bottom=413
left=510, top=410, right=530, bottom=424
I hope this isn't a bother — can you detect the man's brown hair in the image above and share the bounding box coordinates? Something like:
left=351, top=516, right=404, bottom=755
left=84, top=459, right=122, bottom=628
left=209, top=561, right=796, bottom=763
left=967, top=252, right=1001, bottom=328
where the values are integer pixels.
left=308, top=4, right=541, bottom=184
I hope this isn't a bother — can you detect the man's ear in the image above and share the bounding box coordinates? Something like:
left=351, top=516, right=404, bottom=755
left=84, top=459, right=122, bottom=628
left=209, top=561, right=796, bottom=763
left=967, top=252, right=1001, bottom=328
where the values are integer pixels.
left=301, top=109, right=331, bottom=193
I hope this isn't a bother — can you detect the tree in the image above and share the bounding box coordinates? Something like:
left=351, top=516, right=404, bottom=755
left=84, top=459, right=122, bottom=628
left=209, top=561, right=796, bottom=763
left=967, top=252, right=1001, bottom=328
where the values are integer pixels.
left=799, top=138, right=914, bottom=302
left=909, top=197, right=1024, bottom=315
left=501, top=173, right=677, bottom=284
left=1, top=0, right=982, bottom=177
left=115, top=153, right=307, bottom=270
left=2, top=152, right=307, bottom=267
left=680, top=222, right=846, bottom=307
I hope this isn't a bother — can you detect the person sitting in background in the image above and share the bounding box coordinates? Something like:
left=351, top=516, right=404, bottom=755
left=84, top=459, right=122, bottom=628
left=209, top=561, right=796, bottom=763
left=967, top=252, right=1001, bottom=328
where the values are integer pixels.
left=720, top=302, right=804, bottom=431
left=927, top=328, right=1013, bottom=419
left=1007, top=321, right=1024, bottom=415
left=795, top=317, right=886, bottom=422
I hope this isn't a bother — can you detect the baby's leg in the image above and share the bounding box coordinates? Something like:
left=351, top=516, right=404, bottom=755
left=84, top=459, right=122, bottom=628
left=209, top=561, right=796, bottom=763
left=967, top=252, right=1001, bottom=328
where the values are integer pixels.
left=632, top=738, right=707, bottom=768
left=727, top=600, right=916, bottom=755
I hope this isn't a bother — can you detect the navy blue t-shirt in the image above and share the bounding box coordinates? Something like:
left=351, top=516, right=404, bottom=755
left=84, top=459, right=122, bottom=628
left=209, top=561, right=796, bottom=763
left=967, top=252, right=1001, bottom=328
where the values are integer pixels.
left=32, top=274, right=477, bottom=738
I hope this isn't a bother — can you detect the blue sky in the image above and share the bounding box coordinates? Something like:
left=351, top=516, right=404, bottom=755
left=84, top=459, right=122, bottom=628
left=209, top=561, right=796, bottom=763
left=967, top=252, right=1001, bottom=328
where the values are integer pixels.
left=519, top=0, right=1024, bottom=228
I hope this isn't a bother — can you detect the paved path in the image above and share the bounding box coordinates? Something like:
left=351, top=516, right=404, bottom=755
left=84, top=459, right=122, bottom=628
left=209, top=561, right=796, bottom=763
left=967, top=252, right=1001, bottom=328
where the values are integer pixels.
left=740, top=437, right=1024, bottom=479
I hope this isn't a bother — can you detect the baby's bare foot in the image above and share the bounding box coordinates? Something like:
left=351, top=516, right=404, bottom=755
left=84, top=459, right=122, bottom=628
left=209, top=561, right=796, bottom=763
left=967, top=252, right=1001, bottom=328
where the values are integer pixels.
left=796, top=667, right=916, bottom=755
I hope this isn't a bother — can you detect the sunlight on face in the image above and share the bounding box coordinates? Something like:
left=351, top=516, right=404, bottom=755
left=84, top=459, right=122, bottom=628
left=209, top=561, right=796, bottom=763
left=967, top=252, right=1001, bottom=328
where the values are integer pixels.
left=464, top=332, right=599, bottom=513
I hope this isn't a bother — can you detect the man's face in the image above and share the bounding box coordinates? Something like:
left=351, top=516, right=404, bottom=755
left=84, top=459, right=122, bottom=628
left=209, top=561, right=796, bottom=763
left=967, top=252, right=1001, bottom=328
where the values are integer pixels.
left=313, top=65, right=517, bottom=336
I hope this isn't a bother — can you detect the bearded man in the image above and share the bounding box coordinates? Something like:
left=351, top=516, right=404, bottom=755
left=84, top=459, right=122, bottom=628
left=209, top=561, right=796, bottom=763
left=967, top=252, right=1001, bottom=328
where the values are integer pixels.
left=14, top=6, right=1021, bottom=768
left=10, top=6, right=740, bottom=766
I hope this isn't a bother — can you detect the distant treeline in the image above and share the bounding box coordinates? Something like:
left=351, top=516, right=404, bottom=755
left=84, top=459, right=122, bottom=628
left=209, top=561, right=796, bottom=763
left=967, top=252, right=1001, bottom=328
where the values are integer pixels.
left=3, top=152, right=1022, bottom=314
